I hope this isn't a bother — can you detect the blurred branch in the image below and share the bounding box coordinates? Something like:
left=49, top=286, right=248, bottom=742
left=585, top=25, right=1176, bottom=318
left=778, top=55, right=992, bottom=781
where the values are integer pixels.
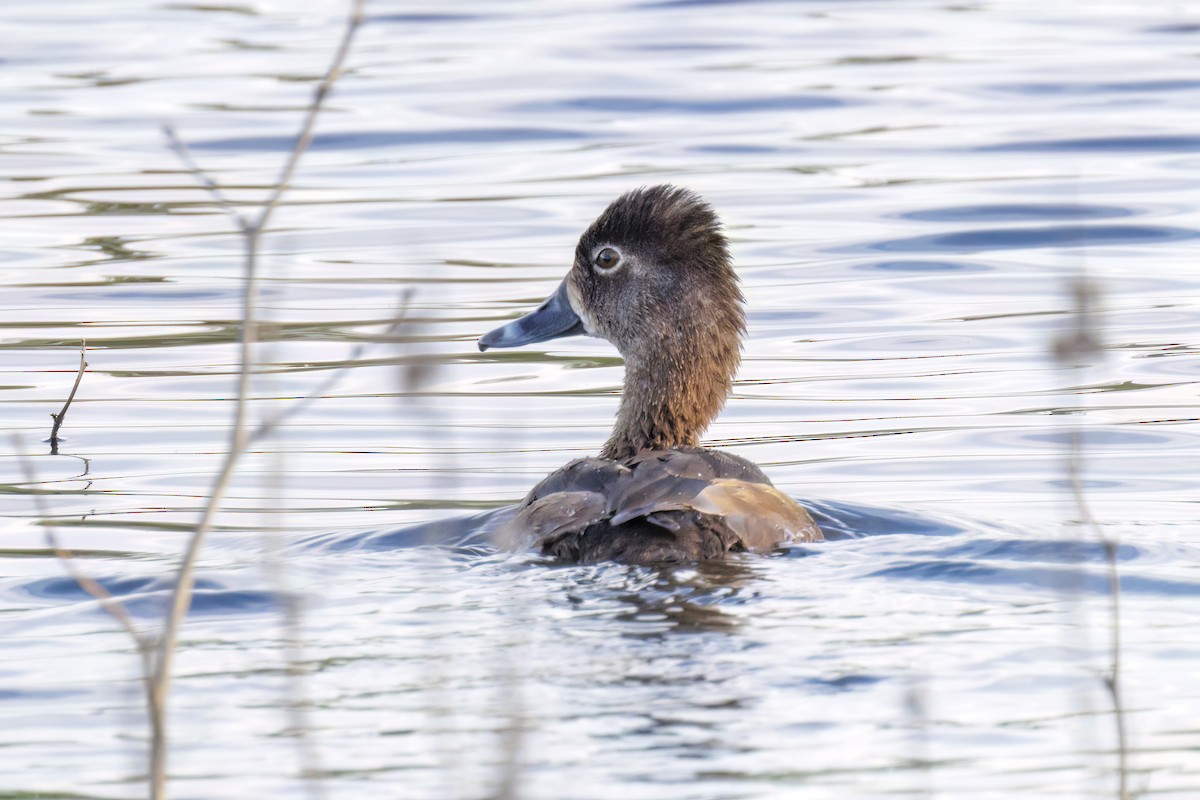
left=151, top=2, right=367, bottom=798
left=904, top=679, right=933, bottom=797
left=1071, top=424, right=1130, bottom=800
left=493, top=660, right=527, bottom=800
left=254, top=0, right=365, bottom=234
left=14, top=435, right=150, bottom=660
left=254, top=289, right=409, bottom=800
left=1052, top=271, right=1130, bottom=800
left=250, top=289, right=413, bottom=446
left=258, top=448, right=326, bottom=800
left=162, top=125, right=248, bottom=230
left=265, top=546, right=327, bottom=799
left=49, top=341, right=87, bottom=455
left=11, top=435, right=166, bottom=773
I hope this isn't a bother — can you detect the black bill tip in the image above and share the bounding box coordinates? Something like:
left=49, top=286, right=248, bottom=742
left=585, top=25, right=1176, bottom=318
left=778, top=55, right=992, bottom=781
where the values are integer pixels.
left=478, top=279, right=584, bottom=351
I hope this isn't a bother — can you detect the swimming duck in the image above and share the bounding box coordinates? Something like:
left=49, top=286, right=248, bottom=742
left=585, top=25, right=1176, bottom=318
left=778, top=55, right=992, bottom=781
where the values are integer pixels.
left=478, top=185, right=823, bottom=564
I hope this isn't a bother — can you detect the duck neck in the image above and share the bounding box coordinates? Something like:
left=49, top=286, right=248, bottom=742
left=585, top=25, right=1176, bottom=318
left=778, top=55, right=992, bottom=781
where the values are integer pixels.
left=601, top=316, right=742, bottom=461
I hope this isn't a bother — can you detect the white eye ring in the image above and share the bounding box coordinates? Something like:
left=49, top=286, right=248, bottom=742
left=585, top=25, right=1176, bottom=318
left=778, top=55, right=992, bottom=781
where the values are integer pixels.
left=593, top=246, right=623, bottom=275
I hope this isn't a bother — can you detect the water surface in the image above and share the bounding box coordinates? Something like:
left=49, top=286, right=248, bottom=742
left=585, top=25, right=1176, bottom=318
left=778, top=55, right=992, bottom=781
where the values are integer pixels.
left=2, top=1, right=1199, bottom=798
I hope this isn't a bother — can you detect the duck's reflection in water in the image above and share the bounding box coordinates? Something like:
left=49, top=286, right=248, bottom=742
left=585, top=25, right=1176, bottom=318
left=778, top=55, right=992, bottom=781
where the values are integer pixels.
left=557, top=556, right=767, bottom=637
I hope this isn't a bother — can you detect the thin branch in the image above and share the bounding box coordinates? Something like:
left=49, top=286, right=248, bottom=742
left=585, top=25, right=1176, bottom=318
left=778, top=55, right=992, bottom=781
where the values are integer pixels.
left=250, top=290, right=413, bottom=446
left=493, top=651, right=527, bottom=800
left=261, top=526, right=328, bottom=800
left=247, top=291, right=410, bottom=800
left=49, top=341, right=87, bottom=455
left=14, top=435, right=150, bottom=659
left=246, top=252, right=410, bottom=800
left=1067, top=424, right=1129, bottom=800
left=11, top=434, right=167, bottom=767
left=253, top=0, right=366, bottom=234
left=1053, top=273, right=1129, bottom=800
left=149, top=3, right=367, bottom=798
left=161, top=124, right=248, bottom=231
left=257, top=402, right=327, bottom=800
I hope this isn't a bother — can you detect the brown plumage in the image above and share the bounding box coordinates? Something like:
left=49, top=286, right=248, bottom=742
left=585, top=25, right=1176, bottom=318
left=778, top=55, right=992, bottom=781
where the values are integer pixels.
left=479, top=186, right=823, bottom=564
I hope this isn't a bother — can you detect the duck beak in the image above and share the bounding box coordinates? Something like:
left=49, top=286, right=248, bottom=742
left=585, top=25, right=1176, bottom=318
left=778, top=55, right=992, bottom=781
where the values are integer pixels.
left=478, top=279, right=585, bottom=351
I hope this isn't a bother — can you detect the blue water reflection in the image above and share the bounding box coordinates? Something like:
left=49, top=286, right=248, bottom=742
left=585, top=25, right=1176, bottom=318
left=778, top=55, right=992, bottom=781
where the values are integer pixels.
left=3, top=0, right=1199, bottom=797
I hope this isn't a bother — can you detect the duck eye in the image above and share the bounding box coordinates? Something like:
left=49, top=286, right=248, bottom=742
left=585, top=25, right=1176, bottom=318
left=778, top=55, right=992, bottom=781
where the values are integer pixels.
left=594, top=247, right=621, bottom=272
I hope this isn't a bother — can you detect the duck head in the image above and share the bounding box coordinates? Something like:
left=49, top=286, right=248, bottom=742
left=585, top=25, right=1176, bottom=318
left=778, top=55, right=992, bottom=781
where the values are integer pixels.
left=479, top=185, right=745, bottom=460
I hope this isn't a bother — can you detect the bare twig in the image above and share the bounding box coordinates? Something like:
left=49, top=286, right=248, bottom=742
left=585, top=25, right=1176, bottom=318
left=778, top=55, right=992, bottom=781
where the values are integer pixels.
left=149, top=3, right=367, bottom=798
left=249, top=351, right=364, bottom=446
left=252, top=296, right=408, bottom=800
left=49, top=341, right=87, bottom=455
left=261, top=528, right=328, bottom=800
left=14, top=435, right=150, bottom=659
left=1067, top=423, right=1129, bottom=800
left=250, top=290, right=413, bottom=446
left=1053, top=272, right=1129, bottom=800
left=162, top=125, right=248, bottom=231
left=904, top=679, right=933, bottom=797
left=258, top=421, right=327, bottom=800
left=253, top=0, right=365, bottom=234
left=11, top=434, right=167, bottom=771
left=493, top=647, right=527, bottom=800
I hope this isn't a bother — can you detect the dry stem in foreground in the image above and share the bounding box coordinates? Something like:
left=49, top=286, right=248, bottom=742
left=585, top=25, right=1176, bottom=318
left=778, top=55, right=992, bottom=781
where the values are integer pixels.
left=1053, top=273, right=1130, bottom=800
left=30, top=3, right=368, bottom=798
left=151, top=4, right=366, bottom=795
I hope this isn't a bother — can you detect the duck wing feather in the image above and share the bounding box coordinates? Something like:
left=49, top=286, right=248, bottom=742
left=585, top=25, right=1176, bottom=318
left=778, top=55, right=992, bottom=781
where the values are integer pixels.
left=497, top=448, right=821, bottom=563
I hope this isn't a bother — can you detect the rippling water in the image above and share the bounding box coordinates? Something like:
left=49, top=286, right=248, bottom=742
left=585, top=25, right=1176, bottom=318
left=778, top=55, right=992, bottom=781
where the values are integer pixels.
left=3, top=1, right=1199, bottom=797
